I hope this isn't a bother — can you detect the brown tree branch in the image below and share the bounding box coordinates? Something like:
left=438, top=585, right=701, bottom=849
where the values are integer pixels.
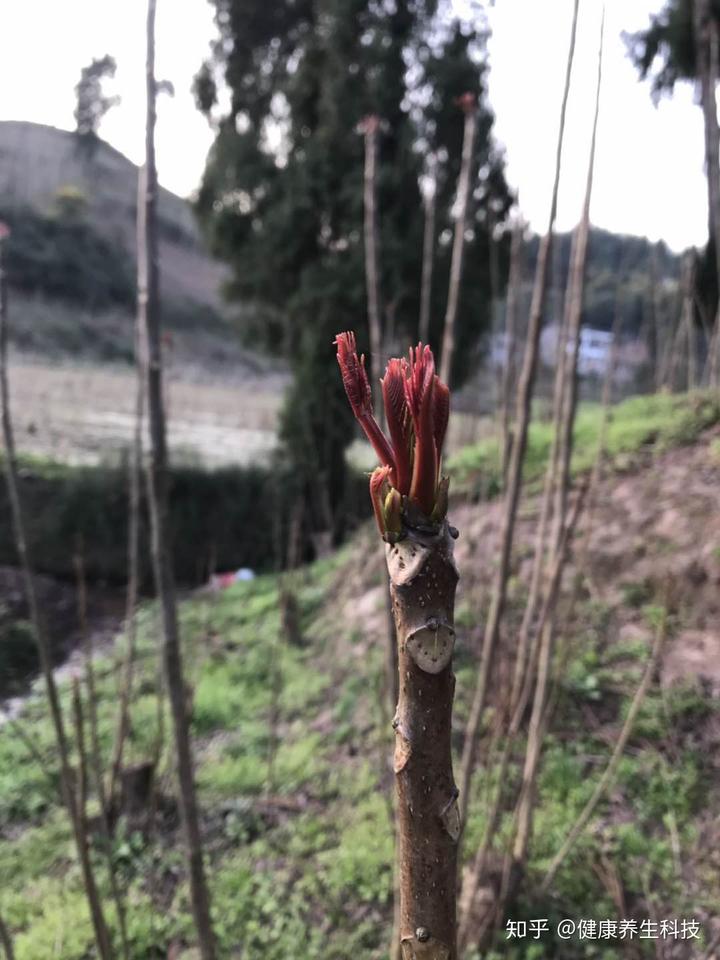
left=0, top=911, right=15, bottom=960
left=0, top=228, right=114, bottom=960
left=139, top=2, right=216, bottom=956
left=541, top=610, right=667, bottom=891
left=456, top=0, right=580, bottom=831
left=419, top=156, right=438, bottom=346
left=363, top=115, right=383, bottom=405
left=388, top=522, right=460, bottom=958
left=439, top=98, right=478, bottom=386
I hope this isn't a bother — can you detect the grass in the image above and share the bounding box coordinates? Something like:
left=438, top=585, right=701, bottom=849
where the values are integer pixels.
left=448, top=390, right=720, bottom=497
left=1, top=391, right=719, bottom=957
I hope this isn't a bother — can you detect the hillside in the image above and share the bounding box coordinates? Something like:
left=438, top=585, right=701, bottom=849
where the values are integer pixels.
left=0, top=393, right=718, bottom=958
left=0, top=121, right=268, bottom=374
left=0, top=121, right=223, bottom=309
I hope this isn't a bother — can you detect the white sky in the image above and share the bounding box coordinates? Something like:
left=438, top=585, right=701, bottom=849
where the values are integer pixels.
left=0, top=0, right=710, bottom=252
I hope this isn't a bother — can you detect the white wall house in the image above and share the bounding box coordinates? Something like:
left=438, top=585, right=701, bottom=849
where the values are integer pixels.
left=488, top=323, right=649, bottom=384
left=540, top=323, right=613, bottom=377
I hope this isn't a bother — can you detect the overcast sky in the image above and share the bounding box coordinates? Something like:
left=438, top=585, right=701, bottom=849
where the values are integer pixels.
left=0, top=0, right=709, bottom=252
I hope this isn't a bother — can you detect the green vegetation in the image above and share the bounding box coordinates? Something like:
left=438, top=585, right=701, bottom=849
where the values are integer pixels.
left=0, top=454, right=367, bottom=599
left=0, top=201, right=134, bottom=310
left=1, top=395, right=718, bottom=956
left=0, top=455, right=276, bottom=587
left=448, top=390, right=720, bottom=496
left=0, top=536, right=717, bottom=957
left=195, top=0, right=512, bottom=539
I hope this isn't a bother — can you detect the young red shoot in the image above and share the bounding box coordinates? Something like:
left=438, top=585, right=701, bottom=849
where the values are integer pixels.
left=335, top=331, right=450, bottom=536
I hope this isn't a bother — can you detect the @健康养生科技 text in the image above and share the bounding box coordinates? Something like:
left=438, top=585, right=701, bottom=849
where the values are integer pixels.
left=506, top=917, right=702, bottom=942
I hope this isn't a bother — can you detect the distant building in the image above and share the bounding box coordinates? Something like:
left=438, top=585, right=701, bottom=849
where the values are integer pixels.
left=539, top=323, right=647, bottom=381
left=488, top=322, right=649, bottom=384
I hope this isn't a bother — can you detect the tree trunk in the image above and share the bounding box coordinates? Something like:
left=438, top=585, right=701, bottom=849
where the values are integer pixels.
left=0, top=231, right=114, bottom=960
left=694, top=0, right=720, bottom=385
left=0, top=912, right=15, bottom=960
left=499, top=217, right=524, bottom=485
left=506, top=7, right=605, bottom=900
left=456, top=0, right=580, bottom=831
left=387, top=521, right=459, bottom=959
left=419, top=158, right=437, bottom=346
left=109, top=168, right=146, bottom=803
left=363, top=116, right=383, bottom=405
left=458, top=486, right=586, bottom=952
left=549, top=17, right=603, bottom=567
left=682, top=256, right=698, bottom=389
left=439, top=101, right=477, bottom=387
left=139, top=3, right=217, bottom=957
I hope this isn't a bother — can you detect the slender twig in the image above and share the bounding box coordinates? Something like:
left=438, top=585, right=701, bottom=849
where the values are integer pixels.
left=362, top=115, right=383, bottom=406
left=458, top=485, right=587, bottom=951
left=499, top=214, right=524, bottom=485
left=108, top=167, right=146, bottom=802
left=439, top=94, right=478, bottom=386
left=505, top=10, right=605, bottom=901
left=0, top=708, right=56, bottom=786
left=139, top=3, right=216, bottom=955
left=0, top=227, right=114, bottom=960
left=0, top=910, right=15, bottom=960
left=457, top=0, right=580, bottom=832
left=75, top=547, right=131, bottom=960
left=418, top=155, right=438, bottom=345
left=541, top=611, right=668, bottom=891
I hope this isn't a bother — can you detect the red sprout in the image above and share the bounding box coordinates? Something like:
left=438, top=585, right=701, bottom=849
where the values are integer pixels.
left=369, top=465, right=391, bottom=536
left=335, top=332, right=396, bottom=478
left=381, top=358, right=412, bottom=496
left=404, top=344, right=438, bottom=516
left=335, top=332, right=451, bottom=526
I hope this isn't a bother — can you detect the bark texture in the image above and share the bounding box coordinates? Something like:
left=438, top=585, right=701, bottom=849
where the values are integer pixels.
left=387, top=521, right=459, bottom=960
